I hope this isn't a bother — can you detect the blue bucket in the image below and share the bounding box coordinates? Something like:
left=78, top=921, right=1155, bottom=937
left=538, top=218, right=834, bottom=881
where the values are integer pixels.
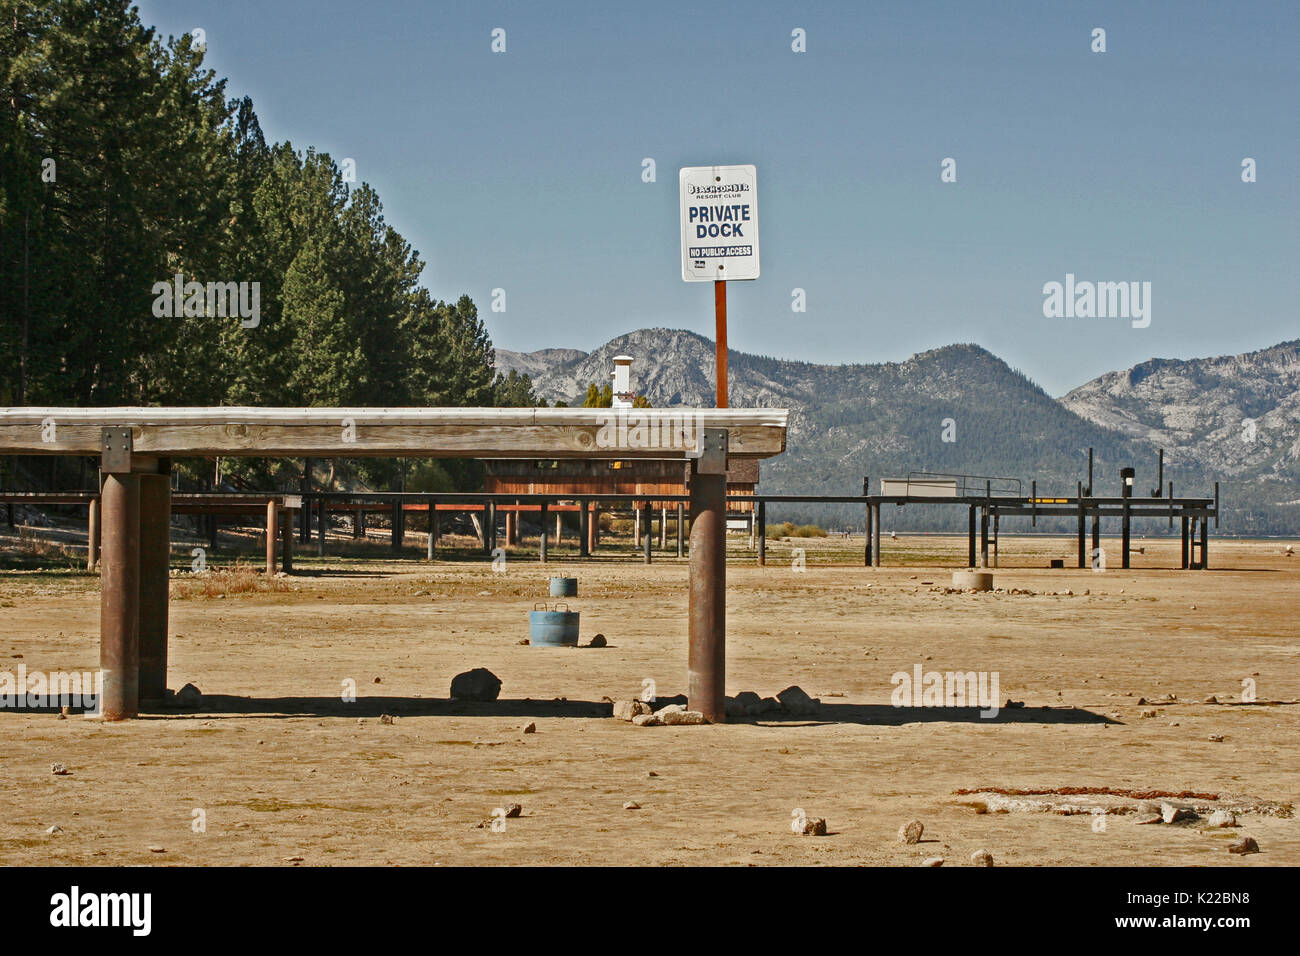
left=529, top=603, right=580, bottom=647
left=549, top=577, right=578, bottom=597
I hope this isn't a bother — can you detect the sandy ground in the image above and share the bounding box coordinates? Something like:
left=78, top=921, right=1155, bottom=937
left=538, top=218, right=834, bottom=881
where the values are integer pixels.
left=1, top=530, right=1297, bottom=867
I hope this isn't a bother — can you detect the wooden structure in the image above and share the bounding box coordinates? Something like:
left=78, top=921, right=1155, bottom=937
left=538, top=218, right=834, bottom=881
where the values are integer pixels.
left=0, top=407, right=787, bottom=723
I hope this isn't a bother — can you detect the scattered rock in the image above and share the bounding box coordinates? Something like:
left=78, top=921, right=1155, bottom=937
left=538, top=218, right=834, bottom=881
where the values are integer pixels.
left=1207, top=810, right=1237, bottom=828
left=50, top=763, right=69, bottom=775
left=656, top=703, right=686, bottom=717
left=646, top=771, right=658, bottom=777
left=899, top=820, right=924, bottom=844
left=1228, top=837, right=1259, bottom=855
left=922, top=856, right=944, bottom=867
left=147, top=845, right=166, bottom=853
left=623, top=801, right=640, bottom=810
left=372, top=677, right=381, bottom=684
left=1207, top=734, right=1224, bottom=742
left=631, top=713, right=662, bottom=727
left=379, top=714, right=394, bottom=725
left=46, top=825, right=63, bottom=835
left=1203, top=695, right=1218, bottom=704
left=661, top=710, right=708, bottom=725
left=776, top=685, right=820, bottom=716
left=450, top=668, right=502, bottom=701
left=613, top=699, right=652, bottom=721
left=587, top=633, right=607, bottom=648
left=283, top=855, right=304, bottom=863
left=504, top=804, right=522, bottom=819
left=1140, top=709, right=1158, bottom=718
left=800, top=817, right=828, bottom=836
left=60, top=706, right=71, bottom=717
left=970, top=849, right=994, bottom=867
left=520, top=721, right=536, bottom=734
left=1161, top=802, right=1198, bottom=824
left=517, top=638, right=530, bottom=645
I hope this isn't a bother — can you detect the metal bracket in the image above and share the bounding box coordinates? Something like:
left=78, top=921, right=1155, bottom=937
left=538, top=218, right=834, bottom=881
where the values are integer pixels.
left=101, top=428, right=133, bottom=474
left=694, top=428, right=729, bottom=475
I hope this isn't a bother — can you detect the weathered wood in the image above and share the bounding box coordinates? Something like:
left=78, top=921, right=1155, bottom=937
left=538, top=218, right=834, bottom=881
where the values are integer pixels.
left=0, top=408, right=788, bottom=459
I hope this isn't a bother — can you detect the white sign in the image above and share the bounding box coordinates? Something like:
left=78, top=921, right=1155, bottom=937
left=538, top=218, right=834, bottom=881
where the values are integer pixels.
left=679, top=164, right=759, bottom=282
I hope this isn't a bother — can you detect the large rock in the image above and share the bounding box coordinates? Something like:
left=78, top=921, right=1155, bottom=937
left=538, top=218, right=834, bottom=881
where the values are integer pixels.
left=449, top=668, right=502, bottom=701
left=800, top=817, right=828, bottom=836
left=1207, top=809, right=1237, bottom=828
left=776, top=685, right=820, bottom=716
left=612, top=700, right=652, bottom=721
left=970, top=849, right=994, bottom=867
left=661, top=710, right=708, bottom=725
left=1228, top=837, right=1259, bottom=855
left=1160, top=802, right=1197, bottom=824
left=899, top=820, right=924, bottom=844
left=631, top=713, right=662, bottom=727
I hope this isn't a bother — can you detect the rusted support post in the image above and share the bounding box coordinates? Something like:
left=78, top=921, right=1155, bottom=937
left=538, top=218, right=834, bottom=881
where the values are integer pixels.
left=1077, top=482, right=1086, bottom=569
left=300, top=460, right=312, bottom=543
left=587, top=501, right=598, bottom=553
left=1091, top=512, right=1100, bottom=565
left=633, top=505, right=641, bottom=547
left=88, top=496, right=101, bottom=571
left=1181, top=515, right=1189, bottom=569
left=676, top=501, right=685, bottom=557
left=992, top=511, right=999, bottom=568
left=390, top=499, right=402, bottom=551
left=864, top=479, right=871, bottom=566
left=317, top=498, right=326, bottom=556
left=1200, top=515, right=1209, bottom=570
left=688, top=457, right=726, bottom=723
left=872, top=502, right=881, bottom=568
left=487, top=500, right=497, bottom=553
left=100, top=470, right=140, bottom=720
left=353, top=508, right=363, bottom=538
left=642, top=503, right=652, bottom=564
left=757, top=498, right=766, bottom=566
left=427, top=501, right=437, bottom=560
left=578, top=499, right=589, bottom=557
left=265, top=499, right=278, bottom=575
left=555, top=511, right=563, bottom=543
left=980, top=508, right=989, bottom=568
left=967, top=505, right=976, bottom=567
left=281, top=505, right=293, bottom=573
left=661, top=506, right=669, bottom=550
left=539, top=500, right=548, bottom=563
left=505, top=509, right=517, bottom=547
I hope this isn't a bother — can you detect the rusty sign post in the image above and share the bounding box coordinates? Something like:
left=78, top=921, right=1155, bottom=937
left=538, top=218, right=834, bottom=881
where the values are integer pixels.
left=680, top=164, right=761, bottom=720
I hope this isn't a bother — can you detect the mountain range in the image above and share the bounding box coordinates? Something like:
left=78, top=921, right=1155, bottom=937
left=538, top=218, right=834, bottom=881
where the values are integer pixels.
left=495, top=331, right=1300, bottom=535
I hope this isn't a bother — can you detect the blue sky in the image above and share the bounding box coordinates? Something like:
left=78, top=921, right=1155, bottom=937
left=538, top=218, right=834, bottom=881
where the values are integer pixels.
left=134, top=0, right=1298, bottom=395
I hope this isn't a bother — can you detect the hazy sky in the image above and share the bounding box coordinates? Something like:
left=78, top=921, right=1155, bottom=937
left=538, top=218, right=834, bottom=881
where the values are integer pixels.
left=134, top=0, right=1298, bottom=395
